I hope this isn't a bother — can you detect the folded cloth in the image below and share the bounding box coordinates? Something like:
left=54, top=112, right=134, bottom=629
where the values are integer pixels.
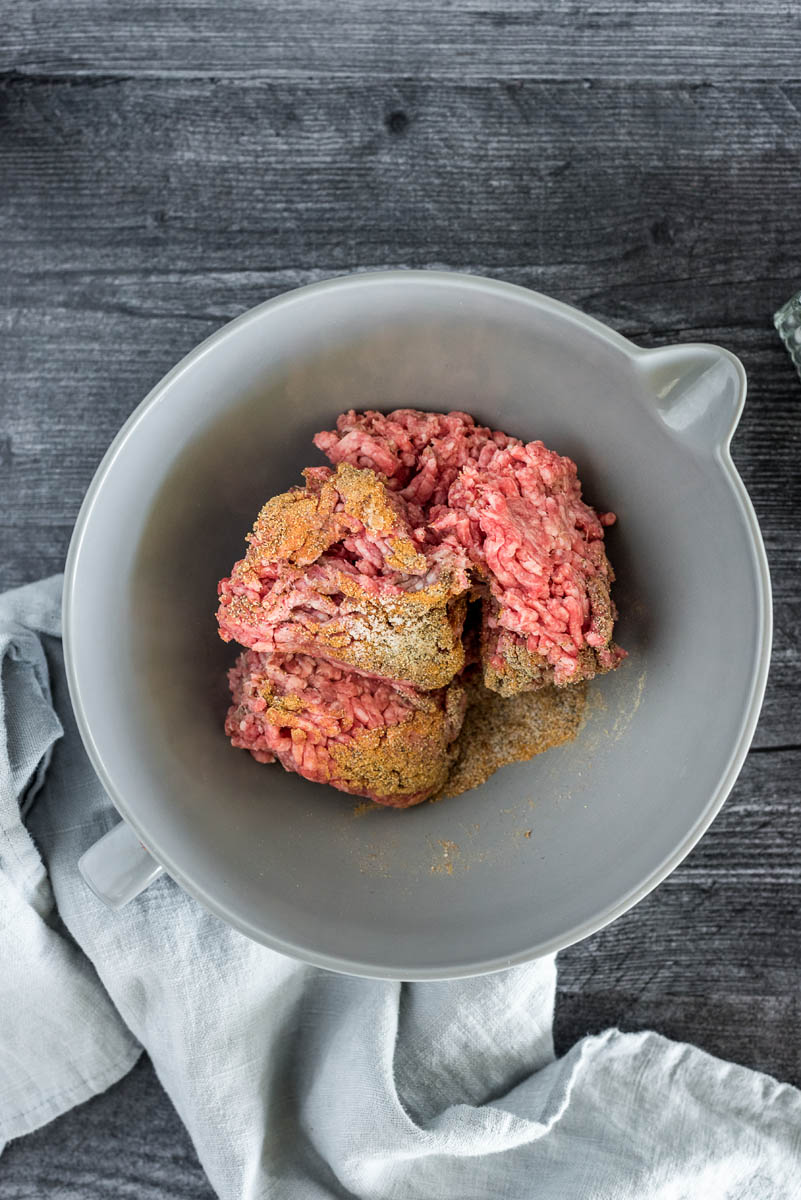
left=2, top=577, right=801, bottom=1199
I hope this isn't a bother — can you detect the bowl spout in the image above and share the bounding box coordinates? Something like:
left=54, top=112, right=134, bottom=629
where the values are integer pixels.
left=637, top=344, right=747, bottom=453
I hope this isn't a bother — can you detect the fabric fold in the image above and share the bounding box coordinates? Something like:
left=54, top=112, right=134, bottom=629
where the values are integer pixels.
left=0, top=577, right=141, bottom=1150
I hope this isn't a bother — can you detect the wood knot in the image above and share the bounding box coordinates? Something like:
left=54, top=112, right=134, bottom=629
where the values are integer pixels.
left=385, top=110, right=409, bottom=135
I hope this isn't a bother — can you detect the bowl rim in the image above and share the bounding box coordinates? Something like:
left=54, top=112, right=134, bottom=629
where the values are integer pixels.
left=63, top=269, right=773, bottom=979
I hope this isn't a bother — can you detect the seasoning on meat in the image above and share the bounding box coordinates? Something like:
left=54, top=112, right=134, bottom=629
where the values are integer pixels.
left=314, top=410, right=624, bottom=691
left=226, top=650, right=466, bottom=807
left=217, top=462, right=469, bottom=690
left=219, top=409, right=624, bottom=804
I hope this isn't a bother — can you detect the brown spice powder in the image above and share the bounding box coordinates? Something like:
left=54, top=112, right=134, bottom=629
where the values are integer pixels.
left=237, top=463, right=466, bottom=691
left=437, top=669, right=586, bottom=800
left=331, top=695, right=463, bottom=805
left=247, top=463, right=427, bottom=572
left=316, top=577, right=466, bottom=691
left=249, top=478, right=341, bottom=568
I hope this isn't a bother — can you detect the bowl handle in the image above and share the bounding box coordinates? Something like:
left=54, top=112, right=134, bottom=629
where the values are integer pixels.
left=636, top=343, right=747, bottom=451
left=78, top=820, right=164, bottom=908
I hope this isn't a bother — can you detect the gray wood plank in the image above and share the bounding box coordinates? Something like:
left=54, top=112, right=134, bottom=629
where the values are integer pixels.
left=3, top=77, right=801, bottom=279
left=4, top=1, right=801, bottom=82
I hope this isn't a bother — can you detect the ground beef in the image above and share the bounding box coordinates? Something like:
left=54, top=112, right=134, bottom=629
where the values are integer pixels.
left=220, top=408, right=623, bottom=800
left=313, top=410, right=624, bottom=690
left=225, top=650, right=466, bottom=807
left=313, top=409, right=513, bottom=510
left=217, top=461, right=470, bottom=690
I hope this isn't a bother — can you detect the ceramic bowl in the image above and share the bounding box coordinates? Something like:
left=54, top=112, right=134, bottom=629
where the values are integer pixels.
left=64, top=271, right=771, bottom=978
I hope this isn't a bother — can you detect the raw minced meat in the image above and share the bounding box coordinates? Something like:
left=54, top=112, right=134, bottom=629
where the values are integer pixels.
left=217, top=461, right=470, bottom=690
left=225, top=650, right=466, bottom=807
left=313, top=408, right=514, bottom=511
left=313, top=410, right=623, bottom=689
left=219, top=408, right=624, bottom=801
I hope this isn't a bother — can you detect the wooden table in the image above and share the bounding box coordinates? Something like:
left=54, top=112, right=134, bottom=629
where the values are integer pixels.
left=2, top=2, right=800, bottom=1193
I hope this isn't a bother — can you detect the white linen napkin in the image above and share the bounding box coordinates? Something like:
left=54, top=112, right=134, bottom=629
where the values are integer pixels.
left=2, top=576, right=800, bottom=1199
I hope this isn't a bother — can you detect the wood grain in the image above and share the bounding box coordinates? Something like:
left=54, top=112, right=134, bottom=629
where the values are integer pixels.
left=4, top=2, right=801, bottom=82
left=557, top=751, right=801, bottom=1084
left=0, top=1055, right=214, bottom=1199
left=3, top=76, right=801, bottom=278
left=2, top=2, right=801, bottom=1168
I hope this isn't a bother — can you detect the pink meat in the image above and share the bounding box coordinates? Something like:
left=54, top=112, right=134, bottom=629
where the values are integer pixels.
left=430, top=440, right=620, bottom=685
left=313, top=410, right=623, bottom=689
left=314, top=408, right=513, bottom=511
left=226, top=650, right=466, bottom=807
left=217, top=462, right=470, bottom=690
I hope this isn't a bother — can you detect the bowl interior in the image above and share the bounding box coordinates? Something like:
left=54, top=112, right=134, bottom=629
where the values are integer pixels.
left=66, top=274, right=768, bottom=977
